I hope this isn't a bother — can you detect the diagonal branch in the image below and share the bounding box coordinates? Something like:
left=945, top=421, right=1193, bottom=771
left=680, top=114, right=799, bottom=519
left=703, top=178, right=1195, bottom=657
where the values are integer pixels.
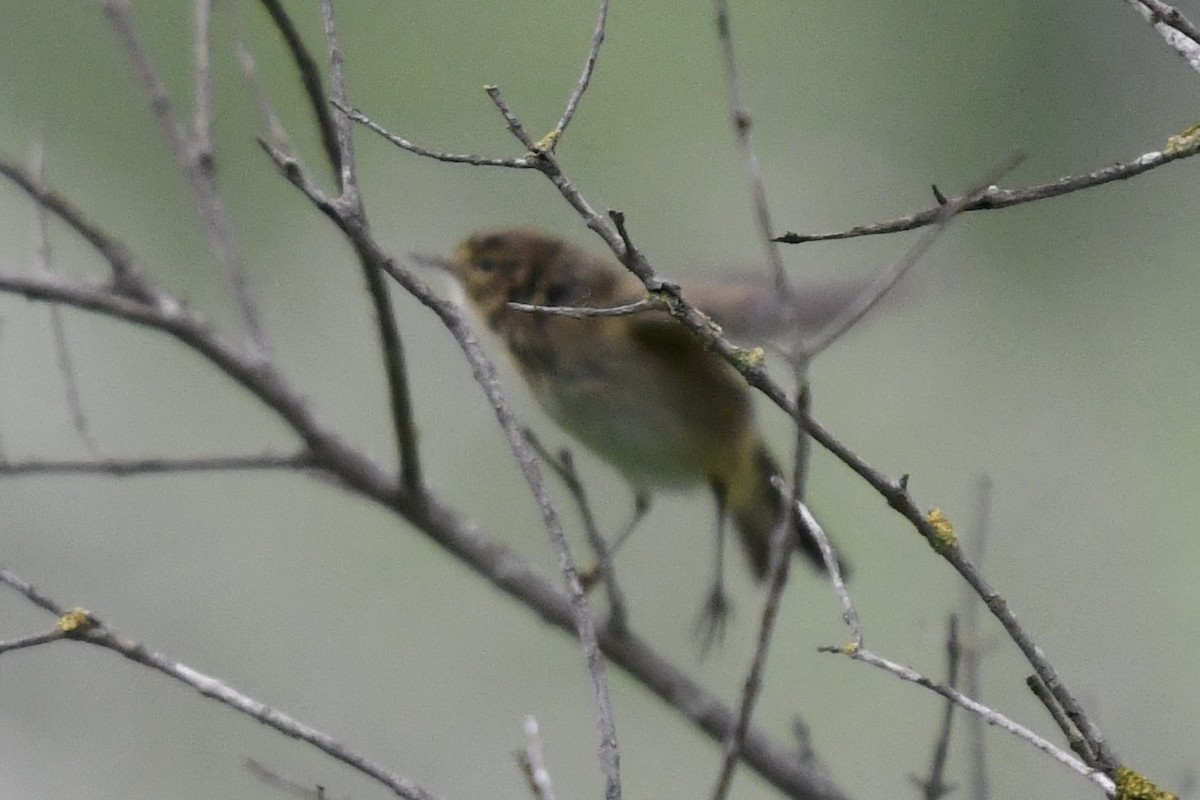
left=714, top=0, right=790, bottom=305
left=255, top=0, right=342, bottom=178
left=0, top=568, right=443, bottom=800
left=29, top=140, right=99, bottom=454
left=1126, top=0, right=1200, bottom=71
left=0, top=200, right=845, bottom=800
left=98, top=0, right=269, bottom=357
left=799, top=152, right=1023, bottom=358
left=374, top=257, right=623, bottom=800
left=546, top=0, right=611, bottom=147
left=0, top=453, right=315, bottom=477
left=774, top=138, right=1200, bottom=244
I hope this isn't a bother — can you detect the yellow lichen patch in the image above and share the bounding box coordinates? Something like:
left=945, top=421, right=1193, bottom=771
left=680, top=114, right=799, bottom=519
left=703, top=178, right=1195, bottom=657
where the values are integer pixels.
left=533, top=130, right=560, bottom=154
left=1164, top=123, right=1200, bottom=156
left=732, top=346, right=767, bottom=370
left=56, top=608, right=93, bottom=633
left=925, top=508, right=957, bottom=554
left=1114, top=767, right=1178, bottom=800
left=842, top=641, right=860, bottom=656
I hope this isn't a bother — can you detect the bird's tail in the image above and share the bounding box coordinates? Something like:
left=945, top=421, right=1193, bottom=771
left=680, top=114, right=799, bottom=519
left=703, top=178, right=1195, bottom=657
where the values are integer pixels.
left=725, top=441, right=849, bottom=580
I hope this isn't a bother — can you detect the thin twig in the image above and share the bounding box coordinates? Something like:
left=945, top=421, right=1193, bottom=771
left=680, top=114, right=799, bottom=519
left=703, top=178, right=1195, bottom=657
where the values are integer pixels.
left=821, top=644, right=1116, bottom=797
left=910, top=616, right=961, bottom=800
left=774, top=479, right=861, bottom=647
left=317, top=0, right=357, bottom=202
left=29, top=140, right=98, bottom=454
left=0, top=154, right=146, bottom=294
left=1132, top=0, right=1200, bottom=43
left=961, top=475, right=993, bottom=800
left=99, top=0, right=269, bottom=357
left=462, top=101, right=1103, bottom=770
left=0, top=265, right=845, bottom=800
left=0, top=269, right=388, bottom=502
left=923, top=508, right=1118, bottom=772
left=231, top=5, right=293, bottom=154
left=714, top=0, right=790, bottom=306
left=269, top=5, right=423, bottom=497
left=774, top=139, right=1200, bottom=244
left=191, top=0, right=215, bottom=166
left=244, top=758, right=327, bottom=800
left=518, top=716, right=558, bottom=800
left=1127, top=0, right=1200, bottom=71
left=523, top=428, right=629, bottom=634
left=334, top=102, right=534, bottom=167
left=256, top=0, right=341, bottom=178
left=507, top=298, right=658, bottom=318
left=323, top=2, right=419, bottom=495
left=548, top=0, right=611, bottom=146
left=0, top=567, right=441, bottom=800
left=374, top=257, right=622, bottom=800
left=0, top=629, right=65, bottom=654
left=0, top=452, right=315, bottom=477
left=1027, top=675, right=1098, bottom=768
left=0, top=202, right=843, bottom=800
left=485, top=86, right=541, bottom=151
left=710, top=397, right=803, bottom=800
left=799, top=152, right=1024, bottom=358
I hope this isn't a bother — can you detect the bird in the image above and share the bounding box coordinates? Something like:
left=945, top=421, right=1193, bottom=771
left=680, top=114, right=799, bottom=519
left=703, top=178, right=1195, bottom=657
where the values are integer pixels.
left=431, top=228, right=850, bottom=639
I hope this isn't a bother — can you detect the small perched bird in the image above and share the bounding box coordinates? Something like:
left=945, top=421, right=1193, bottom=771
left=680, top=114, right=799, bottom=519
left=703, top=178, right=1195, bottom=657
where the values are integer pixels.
left=434, top=229, right=849, bottom=632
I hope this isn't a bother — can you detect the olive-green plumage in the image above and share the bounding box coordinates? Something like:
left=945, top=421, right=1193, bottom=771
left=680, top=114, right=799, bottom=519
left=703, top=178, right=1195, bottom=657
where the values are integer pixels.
left=447, top=229, right=838, bottom=579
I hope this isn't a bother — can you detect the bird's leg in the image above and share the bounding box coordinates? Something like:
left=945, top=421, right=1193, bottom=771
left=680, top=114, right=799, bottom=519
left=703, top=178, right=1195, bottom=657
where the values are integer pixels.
left=579, top=492, right=650, bottom=590
left=693, top=482, right=732, bottom=656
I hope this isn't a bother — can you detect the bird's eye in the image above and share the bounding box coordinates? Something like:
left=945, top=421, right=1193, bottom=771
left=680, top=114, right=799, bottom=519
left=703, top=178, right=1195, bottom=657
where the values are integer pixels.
left=475, top=256, right=501, bottom=273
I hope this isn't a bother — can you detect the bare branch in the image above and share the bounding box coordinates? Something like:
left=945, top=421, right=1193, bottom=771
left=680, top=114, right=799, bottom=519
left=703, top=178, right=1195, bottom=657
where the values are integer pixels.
left=1027, top=674, right=1099, bottom=768
left=244, top=759, right=328, bottom=800
left=517, top=716, right=558, bottom=800
left=714, top=0, right=790, bottom=306
left=0, top=629, right=65, bottom=654
left=799, top=151, right=1024, bottom=358
left=412, top=91, right=1118, bottom=776
left=821, top=643, right=1117, bottom=797
left=0, top=178, right=843, bottom=800
left=1126, top=0, right=1200, bottom=71
left=523, top=429, right=629, bottom=634
left=0, top=568, right=441, bottom=800
left=485, top=85, right=541, bottom=151
left=192, top=0, right=215, bottom=164
left=961, top=475, right=994, bottom=800
left=774, top=138, right=1200, bottom=244
left=910, top=616, right=961, bottom=800
left=775, top=481, right=860, bottom=648
left=922, top=508, right=1118, bottom=772
left=507, top=298, right=658, bottom=318
left=0, top=153, right=145, bottom=292
left=281, top=3, right=424, bottom=497
left=256, top=0, right=341, bottom=178
left=710, top=445, right=797, bottom=800
left=333, top=102, right=534, bottom=168
left=231, top=6, right=293, bottom=154
left=373, top=258, right=622, bottom=800
left=318, top=0, right=357, bottom=202
left=98, top=0, right=269, bottom=357
left=0, top=453, right=314, bottom=477
left=547, top=0, right=611, bottom=146
left=29, top=140, right=98, bottom=454
left=0, top=269, right=388, bottom=501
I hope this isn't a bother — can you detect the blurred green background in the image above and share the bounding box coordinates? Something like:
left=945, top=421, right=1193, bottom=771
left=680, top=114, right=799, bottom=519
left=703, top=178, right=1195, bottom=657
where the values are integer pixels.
left=1, top=1, right=1198, bottom=798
